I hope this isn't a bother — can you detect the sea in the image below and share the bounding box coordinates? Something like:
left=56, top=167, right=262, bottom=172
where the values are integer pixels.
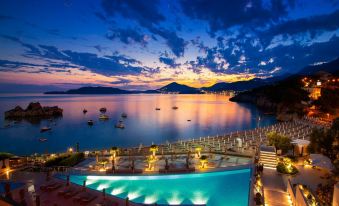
left=0, top=93, right=276, bottom=155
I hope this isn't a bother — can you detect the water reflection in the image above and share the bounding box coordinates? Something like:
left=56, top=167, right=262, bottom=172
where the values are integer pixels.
left=0, top=94, right=275, bottom=155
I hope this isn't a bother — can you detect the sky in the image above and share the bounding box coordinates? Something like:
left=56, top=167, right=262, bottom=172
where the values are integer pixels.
left=0, top=0, right=339, bottom=91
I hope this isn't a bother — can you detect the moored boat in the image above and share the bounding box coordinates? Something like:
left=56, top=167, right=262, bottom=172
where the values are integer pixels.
left=115, top=122, right=125, bottom=129
left=40, top=127, right=51, bottom=132
left=83, top=109, right=88, bottom=114
left=39, top=138, right=48, bottom=142
left=87, top=120, right=94, bottom=125
left=99, top=107, right=107, bottom=113
left=172, top=106, right=178, bottom=110
left=121, top=113, right=127, bottom=118
left=155, top=108, right=161, bottom=110
left=99, top=114, right=109, bottom=120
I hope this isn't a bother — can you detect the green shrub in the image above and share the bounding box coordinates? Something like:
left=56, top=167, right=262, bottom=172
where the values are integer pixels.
left=276, top=162, right=299, bottom=175
left=45, top=153, right=84, bottom=167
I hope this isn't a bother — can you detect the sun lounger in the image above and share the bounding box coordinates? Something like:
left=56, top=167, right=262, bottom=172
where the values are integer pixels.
left=96, top=199, right=119, bottom=206
left=64, top=188, right=82, bottom=199
left=40, top=181, right=57, bottom=191
left=57, top=186, right=74, bottom=196
left=73, top=192, right=90, bottom=202
left=80, top=193, right=97, bottom=205
left=46, top=182, right=63, bottom=191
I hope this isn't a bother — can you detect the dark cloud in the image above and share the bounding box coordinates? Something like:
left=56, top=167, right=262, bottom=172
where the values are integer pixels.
left=180, top=0, right=292, bottom=34
left=110, top=78, right=133, bottom=85
left=106, top=28, right=148, bottom=46
left=0, top=35, right=151, bottom=76
left=0, top=59, right=43, bottom=70
left=263, top=9, right=339, bottom=39
left=98, top=0, right=186, bottom=56
left=159, top=56, right=178, bottom=68
left=100, top=0, right=165, bottom=28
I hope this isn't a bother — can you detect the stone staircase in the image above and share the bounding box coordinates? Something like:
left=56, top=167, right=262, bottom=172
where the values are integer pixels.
left=259, top=146, right=277, bottom=169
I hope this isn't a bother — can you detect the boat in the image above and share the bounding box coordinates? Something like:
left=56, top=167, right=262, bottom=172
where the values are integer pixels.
left=99, top=114, right=109, bottom=120
left=87, top=120, right=94, bottom=125
left=155, top=108, right=161, bottom=110
left=115, top=122, right=125, bottom=129
left=121, top=113, right=127, bottom=118
left=187, top=119, right=191, bottom=121
left=83, top=109, right=88, bottom=114
left=40, top=127, right=51, bottom=132
left=172, top=106, right=178, bottom=110
left=99, top=107, right=107, bottom=113
left=39, top=138, right=48, bottom=142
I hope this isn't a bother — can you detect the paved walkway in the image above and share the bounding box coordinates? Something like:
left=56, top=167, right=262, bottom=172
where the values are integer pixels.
left=262, top=169, right=291, bottom=206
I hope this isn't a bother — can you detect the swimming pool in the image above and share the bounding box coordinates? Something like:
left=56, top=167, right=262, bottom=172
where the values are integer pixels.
left=65, top=168, right=252, bottom=206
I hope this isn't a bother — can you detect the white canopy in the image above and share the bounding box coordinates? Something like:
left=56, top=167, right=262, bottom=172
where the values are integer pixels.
left=309, top=154, right=334, bottom=171
left=291, top=139, right=310, bottom=146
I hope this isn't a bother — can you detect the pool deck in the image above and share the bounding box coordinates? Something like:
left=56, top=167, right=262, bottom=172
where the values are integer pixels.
left=5, top=171, right=140, bottom=206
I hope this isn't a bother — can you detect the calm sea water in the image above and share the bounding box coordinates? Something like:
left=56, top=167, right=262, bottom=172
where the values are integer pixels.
left=0, top=94, right=275, bottom=155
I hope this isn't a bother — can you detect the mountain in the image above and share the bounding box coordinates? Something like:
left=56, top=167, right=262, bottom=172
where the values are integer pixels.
left=158, top=82, right=202, bottom=94
left=298, top=58, right=339, bottom=75
left=45, top=87, right=159, bottom=94
left=202, top=75, right=288, bottom=92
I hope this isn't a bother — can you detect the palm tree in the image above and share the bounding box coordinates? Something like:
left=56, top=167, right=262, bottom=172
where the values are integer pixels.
left=110, top=147, right=118, bottom=159
left=0, top=153, right=13, bottom=169
left=195, top=147, right=202, bottom=157
left=199, top=155, right=208, bottom=168
left=149, top=144, right=158, bottom=157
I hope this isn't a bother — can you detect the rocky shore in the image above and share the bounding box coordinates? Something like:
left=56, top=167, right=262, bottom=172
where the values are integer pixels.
left=229, top=76, right=309, bottom=121
left=5, top=102, right=63, bottom=119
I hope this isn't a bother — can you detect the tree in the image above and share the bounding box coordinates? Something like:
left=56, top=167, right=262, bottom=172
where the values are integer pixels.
left=0, top=152, right=13, bottom=169
left=267, top=131, right=292, bottom=154
left=308, top=118, right=339, bottom=160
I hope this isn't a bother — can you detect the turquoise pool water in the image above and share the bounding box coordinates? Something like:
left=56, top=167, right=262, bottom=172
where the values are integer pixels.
left=66, top=168, right=252, bottom=206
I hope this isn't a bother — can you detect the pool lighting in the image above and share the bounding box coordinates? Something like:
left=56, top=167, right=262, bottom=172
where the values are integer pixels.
left=144, top=195, right=158, bottom=204
left=167, top=193, right=183, bottom=205
left=191, top=192, right=208, bottom=205
left=128, top=191, right=142, bottom=200
left=111, top=187, right=125, bottom=195
left=97, top=184, right=109, bottom=190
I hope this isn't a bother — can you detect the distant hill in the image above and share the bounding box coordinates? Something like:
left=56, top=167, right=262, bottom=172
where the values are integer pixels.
left=158, top=82, right=202, bottom=94
left=202, top=75, right=289, bottom=92
left=45, top=87, right=159, bottom=94
left=298, top=58, right=339, bottom=76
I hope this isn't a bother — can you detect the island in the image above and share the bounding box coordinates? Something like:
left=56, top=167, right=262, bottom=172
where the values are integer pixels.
left=5, top=102, right=63, bottom=119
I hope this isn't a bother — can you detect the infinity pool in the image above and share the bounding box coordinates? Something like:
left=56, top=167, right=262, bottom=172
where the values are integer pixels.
left=66, top=168, right=252, bottom=206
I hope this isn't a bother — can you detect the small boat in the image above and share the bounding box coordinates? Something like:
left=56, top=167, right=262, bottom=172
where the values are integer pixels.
left=172, top=106, right=178, bottom=110
left=121, top=113, right=127, bottom=118
left=83, top=109, right=88, bottom=114
left=99, top=114, right=109, bottom=120
left=99, top=107, right=107, bottom=113
left=155, top=108, right=161, bottom=110
left=39, top=138, right=48, bottom=142
left=4, top=124, right=11, bottom=128
left=88, top=120, right=94, bottom=125
left=187, top=119, right=191, bottom=122
left=115, top=122, right=125, bottom=129
left=40, top=127, right=51, bottom=132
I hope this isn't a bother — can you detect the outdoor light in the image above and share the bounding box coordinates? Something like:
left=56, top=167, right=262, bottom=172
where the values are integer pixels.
left=68, top=147, right=73, bottom=153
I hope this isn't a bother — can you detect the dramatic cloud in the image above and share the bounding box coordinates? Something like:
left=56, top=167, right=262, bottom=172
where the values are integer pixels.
left=180, top=0, right=291, bottom=34
left=1, top=0, right=339, bottom=90
left=263, top=9, right=339, bottom=38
